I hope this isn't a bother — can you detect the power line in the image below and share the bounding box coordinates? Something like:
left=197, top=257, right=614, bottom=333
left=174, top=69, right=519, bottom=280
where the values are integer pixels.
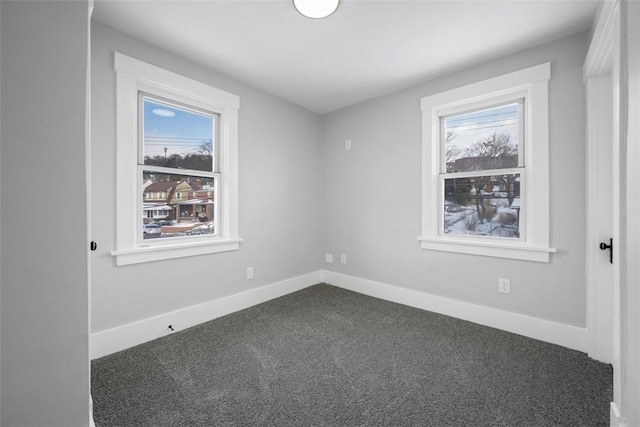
left=445, top=109, right=518, bottom=123
left=446, top=117, right=517, bottom=129
left=446, top=123, right=518, bottom=133
left=145, top=136, right=212, bottom=142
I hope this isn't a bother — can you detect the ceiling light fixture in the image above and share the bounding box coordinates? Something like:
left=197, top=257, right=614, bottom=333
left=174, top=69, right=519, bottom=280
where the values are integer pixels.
left=293, top=0, right=340, bottom=19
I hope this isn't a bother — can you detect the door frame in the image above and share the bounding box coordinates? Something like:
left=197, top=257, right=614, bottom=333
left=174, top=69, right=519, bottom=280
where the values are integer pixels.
left=583, top=1, right=638, bottom=426
left=584, top=0, right=618, bottom=366
left=621, top=2, right=640, bottom=425
left=584, top=0, right=621, bottom=423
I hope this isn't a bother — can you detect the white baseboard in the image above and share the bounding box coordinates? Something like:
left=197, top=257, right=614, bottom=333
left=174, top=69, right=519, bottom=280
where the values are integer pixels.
left=91, top=270, right=323, bottom=359
left=89, top=395, right=96, bottom=427
left=611, top=402, right=624, bottom=427
left=92, top=269, right=589, bottom=359
left=322, top=271, right=588, bottom=353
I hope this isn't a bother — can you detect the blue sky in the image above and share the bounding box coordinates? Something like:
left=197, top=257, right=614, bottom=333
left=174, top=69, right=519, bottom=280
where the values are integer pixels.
left=143, top=97, right=215, bottom=158
left=444, top=103, right=519, bottom=158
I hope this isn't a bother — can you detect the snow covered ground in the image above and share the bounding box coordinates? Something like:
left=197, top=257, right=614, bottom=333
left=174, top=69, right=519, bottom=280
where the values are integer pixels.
left=444, top=197, right=519, bottom=238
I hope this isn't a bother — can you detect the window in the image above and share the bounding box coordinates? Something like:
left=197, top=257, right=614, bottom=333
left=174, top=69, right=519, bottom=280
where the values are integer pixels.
left=442, top=101, right=523, bottom=239
left=112, top=53, right=241, bottom=266
left=139, top=95, right=218, bottom=240
left=419, top=63, right=556, bottom=262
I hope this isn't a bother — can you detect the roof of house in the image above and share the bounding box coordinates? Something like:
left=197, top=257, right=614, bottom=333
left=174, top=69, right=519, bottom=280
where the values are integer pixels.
left=145, top=181, right=179, bottom=193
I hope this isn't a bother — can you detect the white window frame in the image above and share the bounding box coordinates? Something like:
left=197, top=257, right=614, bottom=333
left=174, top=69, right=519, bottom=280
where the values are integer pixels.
left=111, top=53, right=241, bottom=266
left=418, top=63, right=556, bottom=262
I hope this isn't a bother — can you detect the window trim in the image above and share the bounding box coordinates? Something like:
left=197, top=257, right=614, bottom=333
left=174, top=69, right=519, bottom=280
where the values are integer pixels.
left=418, top=62, right=556, bottom=262
left=112, top=52, right=241, bottom=266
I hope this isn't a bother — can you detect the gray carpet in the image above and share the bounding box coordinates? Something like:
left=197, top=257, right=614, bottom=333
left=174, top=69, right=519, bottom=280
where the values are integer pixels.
left=91, top=284, right=612, bottom=426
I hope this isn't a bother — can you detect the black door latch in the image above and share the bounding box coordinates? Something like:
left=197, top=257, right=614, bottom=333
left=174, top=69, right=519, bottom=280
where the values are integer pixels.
left=599, top=238, right=613, bottom=264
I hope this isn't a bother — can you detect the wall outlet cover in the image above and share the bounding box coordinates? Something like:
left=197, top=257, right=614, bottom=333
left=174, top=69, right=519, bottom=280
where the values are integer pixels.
left=498, top=278, right=511, bottom=294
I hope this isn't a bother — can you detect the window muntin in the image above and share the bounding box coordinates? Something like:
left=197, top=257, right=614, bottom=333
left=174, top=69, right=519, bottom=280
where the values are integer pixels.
left=439, top=100, right=524, bottom=241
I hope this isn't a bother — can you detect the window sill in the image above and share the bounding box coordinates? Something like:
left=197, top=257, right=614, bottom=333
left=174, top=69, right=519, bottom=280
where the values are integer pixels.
left=418, top=236, right=556, bottom=263
left=111, top=237, right=242, bottom=266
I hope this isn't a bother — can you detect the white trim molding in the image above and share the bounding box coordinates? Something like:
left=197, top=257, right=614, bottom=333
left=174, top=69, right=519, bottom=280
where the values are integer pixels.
left=419, top=62, right=555, bottom=262
left=92, top=269, right=589, bottom=359
left=584, top=0, right=618, bottom=79
left=611, top=402, right=624, bottom=427
left=418, top=236, right=555, bottom=263
left=322, top=271, right=588, bottom=352
left=112, top=52, right=241, bottom=266
left=584, top=1, right=626, bottom=424
left=91, top=271, right=323, bottom=359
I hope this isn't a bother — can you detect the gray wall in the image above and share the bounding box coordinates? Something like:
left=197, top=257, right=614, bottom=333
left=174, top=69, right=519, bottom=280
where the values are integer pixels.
left=93, top=26, right=590, bottom=334
left=0, top=0, right=3, bottom=421
left=0, top=1, right=90, bottom=426
left=321, top=32, right=589, bottom=328
left=0, top=7, right=596, bottom=423
left=91, top=22, right=323, bottom=333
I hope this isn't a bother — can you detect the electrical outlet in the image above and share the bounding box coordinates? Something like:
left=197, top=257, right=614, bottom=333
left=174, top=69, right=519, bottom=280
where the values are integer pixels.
left=247, top=267, right=254, bottom=280
left=498, top=278, right=511, bottom=294
left=340, top=254, right=347, bottom=264
left=345, top=139, right=352, bottom=150
left=325, top=253, right=333, bottom=263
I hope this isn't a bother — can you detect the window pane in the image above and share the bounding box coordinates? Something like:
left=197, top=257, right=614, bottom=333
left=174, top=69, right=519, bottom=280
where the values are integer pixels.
left=142, top=171, right=216, bottom=239
left=141, top=96, right=216, bottom=172
left=444, top=102, right=520, bottom=172
left=443, top=173, right=521, bottom=238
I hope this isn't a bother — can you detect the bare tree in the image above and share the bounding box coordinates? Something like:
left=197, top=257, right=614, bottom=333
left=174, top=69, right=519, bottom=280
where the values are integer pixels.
left=498, top=174, right=517, bottom=206
left=445, top=130, right=456, bottom=143
left=464, top=132, right=517, bottom=170
left=144, top=139, right=214, bottom=171
left=445, top=131, right=460, bottom=171
left=445, top=146, right=461, bottom=164
left=199, top=139, right=213, bottom=156
left=470, top=176, right=493, bottom=223
left=464, top=132, right=518, bottom=221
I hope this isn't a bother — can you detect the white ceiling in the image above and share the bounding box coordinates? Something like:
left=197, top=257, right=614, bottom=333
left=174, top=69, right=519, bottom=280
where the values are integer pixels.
left=92, top=0, right=598, bottom=115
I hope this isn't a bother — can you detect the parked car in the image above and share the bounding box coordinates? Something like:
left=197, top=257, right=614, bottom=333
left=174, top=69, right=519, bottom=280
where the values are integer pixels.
left=445, top=203, right=463, bottom=213
left=143, top=223, right=161, bottom=238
